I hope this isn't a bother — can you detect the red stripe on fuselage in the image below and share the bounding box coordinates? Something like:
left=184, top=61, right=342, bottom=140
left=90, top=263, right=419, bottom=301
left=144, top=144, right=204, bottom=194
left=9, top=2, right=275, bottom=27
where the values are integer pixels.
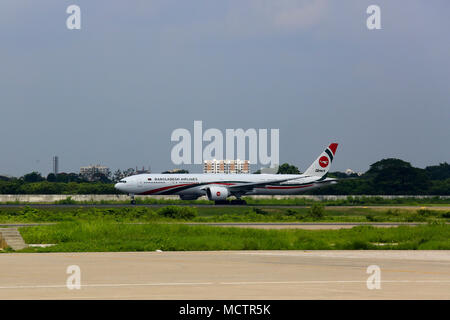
left=138, top=182, right=237, bottom=195
left=138, top=182, right=310, bottom=195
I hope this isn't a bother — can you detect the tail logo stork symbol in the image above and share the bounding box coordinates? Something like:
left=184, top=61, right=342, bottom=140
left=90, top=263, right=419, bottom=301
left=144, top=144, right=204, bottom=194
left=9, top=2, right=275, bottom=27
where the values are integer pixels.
left=318, top=156, right=329, bottom=168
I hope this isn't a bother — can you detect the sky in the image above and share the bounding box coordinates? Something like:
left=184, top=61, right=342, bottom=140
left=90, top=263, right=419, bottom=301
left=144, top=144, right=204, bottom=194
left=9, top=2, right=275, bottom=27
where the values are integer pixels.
left=0, top=0, right=449, bottom=176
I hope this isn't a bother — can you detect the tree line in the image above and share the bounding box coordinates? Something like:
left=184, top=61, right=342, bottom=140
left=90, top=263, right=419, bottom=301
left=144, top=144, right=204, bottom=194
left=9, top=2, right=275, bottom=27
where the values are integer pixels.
left=308, top=159, right=449, bottom=195
left=0, top=159, right=448, bottom=195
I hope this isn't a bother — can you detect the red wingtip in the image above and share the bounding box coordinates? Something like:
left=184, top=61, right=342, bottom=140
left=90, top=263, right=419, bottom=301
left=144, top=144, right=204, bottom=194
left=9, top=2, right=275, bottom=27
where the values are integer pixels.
left=328, top=143, right=338, bottom=155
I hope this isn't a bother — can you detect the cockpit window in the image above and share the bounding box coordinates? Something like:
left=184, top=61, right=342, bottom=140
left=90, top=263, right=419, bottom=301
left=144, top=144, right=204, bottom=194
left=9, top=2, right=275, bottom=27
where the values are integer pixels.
left=118, top=180, right=127, bottom=183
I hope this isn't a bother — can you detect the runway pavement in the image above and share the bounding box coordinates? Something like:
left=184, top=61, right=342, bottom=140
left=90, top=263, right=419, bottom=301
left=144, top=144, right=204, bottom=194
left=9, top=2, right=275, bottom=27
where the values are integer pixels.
left=0, top=251, right=449, bottom=299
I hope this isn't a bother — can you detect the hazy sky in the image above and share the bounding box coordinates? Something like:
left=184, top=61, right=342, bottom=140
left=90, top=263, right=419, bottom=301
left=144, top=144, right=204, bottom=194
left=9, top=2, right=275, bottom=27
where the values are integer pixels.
left=0, top=0, right=449, bottom=176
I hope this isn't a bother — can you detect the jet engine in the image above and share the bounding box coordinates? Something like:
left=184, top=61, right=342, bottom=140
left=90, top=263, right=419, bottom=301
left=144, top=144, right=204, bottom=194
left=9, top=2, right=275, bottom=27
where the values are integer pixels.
left=206, top=186, right=229, bottom=201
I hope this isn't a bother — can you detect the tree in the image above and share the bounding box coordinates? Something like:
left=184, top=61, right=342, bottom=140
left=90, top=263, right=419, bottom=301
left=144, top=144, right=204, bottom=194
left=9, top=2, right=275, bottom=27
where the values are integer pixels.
left=67, top=173, right=83, bottom=182
left=122, top=168, right=135, bottom=178
left=113, top=169, right=123, bottom=182
left=429, top=179, right=450, bottom=195
left=0, top=175, right=11, bottom=181
left=22, top=172, right=45, bottom=183
left=162, top=169, right=189, bottom=174
left=364, top=158, right=430, bottom=195
left=425, top=162, right=450, bottom=180
left=56, top=173, right=70, bottom=183
left=277, top=163, right=300, bottom=174
left=47, top=173, right=56, bottom=182
left=328, top=171, right=359, bottom=179
left=91, top=172, right=111, bottom=183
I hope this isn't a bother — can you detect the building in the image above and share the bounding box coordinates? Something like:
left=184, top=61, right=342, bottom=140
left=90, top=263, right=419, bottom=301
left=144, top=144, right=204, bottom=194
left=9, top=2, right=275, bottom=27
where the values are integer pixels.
left=345, top=168, right=363, bottom=176
left=203, top=159, right=250, bottom=174
left=136, top=166, right=151, bottom=174
left=52, top=156, right=59, bottom=175
left=80, top=164, right=110, bottom=180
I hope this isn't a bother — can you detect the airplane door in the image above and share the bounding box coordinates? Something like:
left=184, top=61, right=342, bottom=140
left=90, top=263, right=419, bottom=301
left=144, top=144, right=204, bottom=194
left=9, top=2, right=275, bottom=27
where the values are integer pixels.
left=137, top=179, right=143, bottom=188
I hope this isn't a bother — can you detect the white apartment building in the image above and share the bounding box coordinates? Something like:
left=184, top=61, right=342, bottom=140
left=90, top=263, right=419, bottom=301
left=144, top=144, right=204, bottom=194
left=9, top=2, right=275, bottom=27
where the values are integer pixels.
left=203, top=159, right=250, bottom=174
left=80, top=164, right=110, bottom=178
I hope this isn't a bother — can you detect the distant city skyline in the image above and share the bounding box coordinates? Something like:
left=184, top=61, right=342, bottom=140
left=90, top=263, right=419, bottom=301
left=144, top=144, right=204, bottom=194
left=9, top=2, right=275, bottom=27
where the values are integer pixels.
left=1, top=1, right=449, bottom=176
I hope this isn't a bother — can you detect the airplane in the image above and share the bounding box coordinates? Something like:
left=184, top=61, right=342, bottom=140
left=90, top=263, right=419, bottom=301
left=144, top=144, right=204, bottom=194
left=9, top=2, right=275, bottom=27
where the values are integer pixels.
left=115, top=143, right=339, bottom=205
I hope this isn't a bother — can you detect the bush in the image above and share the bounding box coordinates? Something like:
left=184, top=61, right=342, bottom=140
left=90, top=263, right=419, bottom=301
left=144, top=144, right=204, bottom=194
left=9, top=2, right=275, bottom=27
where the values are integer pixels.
left=55, top=197, right=77, bottom=205
left=405, top=213, right=427, bottom=222
left=285, top=209, right=297, bottom=216
left=308, top=204, right=324, bottom=219
left=157, top=206, right=197, bottom=220
left=441, top=211, right=450, bottom=219
left=252, top=208, right=269, bottom=215
left=417, top=209, right=437, bottom=217
left=386, top=209, right=400, bottom=216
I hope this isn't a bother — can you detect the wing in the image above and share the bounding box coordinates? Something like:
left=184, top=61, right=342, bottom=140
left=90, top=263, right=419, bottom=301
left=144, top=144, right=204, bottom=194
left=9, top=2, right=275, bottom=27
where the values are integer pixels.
left=225, top=176, right=305, bottom=192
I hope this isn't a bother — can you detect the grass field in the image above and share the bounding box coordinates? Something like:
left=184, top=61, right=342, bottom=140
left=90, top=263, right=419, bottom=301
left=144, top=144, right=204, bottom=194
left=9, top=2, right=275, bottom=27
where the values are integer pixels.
left=0, top=205, right=449, bottom=223
left=14, top=222, right=450, bottom=252
left=1, top=205, right=448, bottom=252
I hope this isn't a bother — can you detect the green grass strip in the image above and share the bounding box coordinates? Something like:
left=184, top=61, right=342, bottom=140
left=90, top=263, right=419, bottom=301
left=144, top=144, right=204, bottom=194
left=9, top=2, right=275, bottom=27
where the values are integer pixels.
left=15, top=222, right=450, bottom=252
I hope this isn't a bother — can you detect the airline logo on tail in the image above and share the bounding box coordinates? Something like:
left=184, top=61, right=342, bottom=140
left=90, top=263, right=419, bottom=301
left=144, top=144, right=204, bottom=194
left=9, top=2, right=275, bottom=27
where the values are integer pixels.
left=318, top=156, right=329, bottom=168
left=303, top=142, right=338, bottom=177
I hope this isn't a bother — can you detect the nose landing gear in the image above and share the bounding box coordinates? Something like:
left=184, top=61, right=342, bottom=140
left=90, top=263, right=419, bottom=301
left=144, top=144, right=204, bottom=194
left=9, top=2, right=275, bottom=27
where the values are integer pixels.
left=130, top=194, right=136, bottom=205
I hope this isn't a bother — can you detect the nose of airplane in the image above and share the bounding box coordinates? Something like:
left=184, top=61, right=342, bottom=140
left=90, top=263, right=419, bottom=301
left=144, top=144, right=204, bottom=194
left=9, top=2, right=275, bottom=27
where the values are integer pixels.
left=114, top=183, right=123, bottom=191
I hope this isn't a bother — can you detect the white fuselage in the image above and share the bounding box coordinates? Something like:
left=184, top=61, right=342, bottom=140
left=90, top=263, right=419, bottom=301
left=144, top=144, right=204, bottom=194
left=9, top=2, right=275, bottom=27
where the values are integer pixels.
left=115, top=143, right=339, bottom=201
left=114, top=173, right=336, bottom=199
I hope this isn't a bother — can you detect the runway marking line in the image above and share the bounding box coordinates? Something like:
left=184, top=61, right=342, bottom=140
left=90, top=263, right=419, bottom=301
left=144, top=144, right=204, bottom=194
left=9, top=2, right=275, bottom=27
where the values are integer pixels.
left=1, top=280, right=450, bottom=290
left=0, top=282, right=214, bottom=289
left=219, top=280, right=450, bottom=285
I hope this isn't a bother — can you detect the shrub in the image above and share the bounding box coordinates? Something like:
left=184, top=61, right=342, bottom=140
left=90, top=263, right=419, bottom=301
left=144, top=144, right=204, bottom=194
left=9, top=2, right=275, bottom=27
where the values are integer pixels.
left=252, top=208, right=269, bottom=215
left=405, top=213, right=427, bottom=222
left=55, top=197, right=77, bottom=205
left=308, top=203, right=324, bottom=219
left=386, top=209, right=400, bottom=216
left=441, top=211, right=450, bottom=219
left=285, top=209, right=297, bottom=216
left=156, top=206, right=197, bottom=220
left=417, top=209, right=438, bottom=217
